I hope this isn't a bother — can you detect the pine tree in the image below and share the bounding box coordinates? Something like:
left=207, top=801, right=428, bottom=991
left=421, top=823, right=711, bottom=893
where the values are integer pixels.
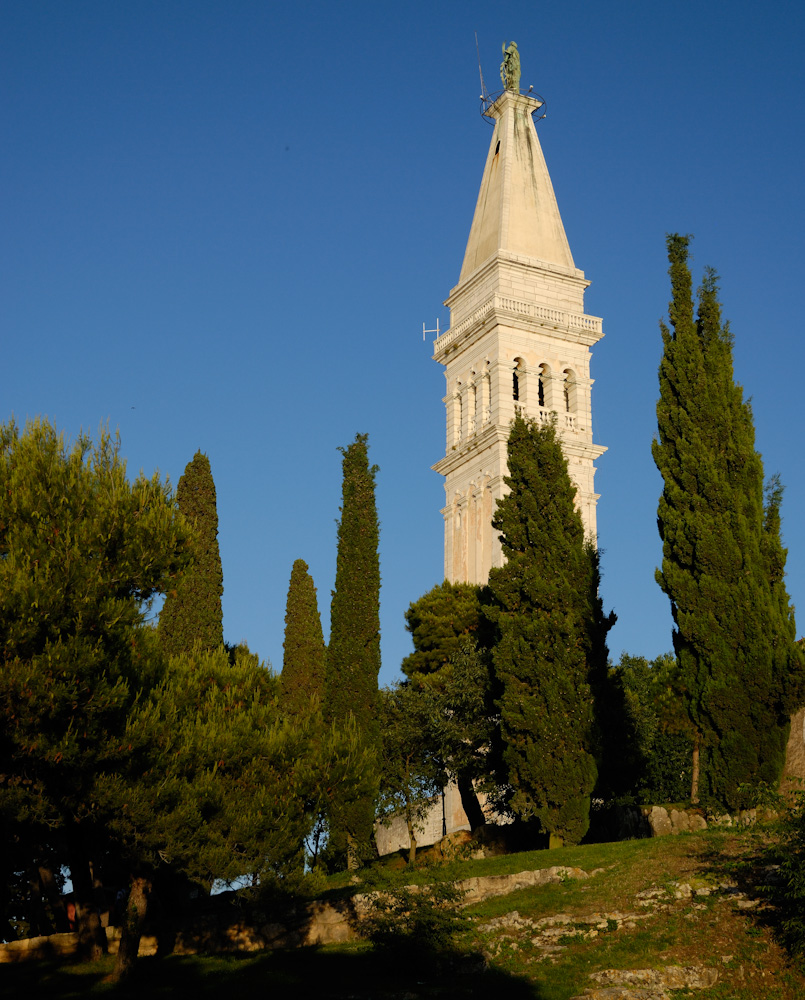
left=401, top=580, right=487, bottom=683
left=158, top=451, right=224, bottom=656
left=96, top=644, right=374, bottom=979
left=281, top=559, right=326, bottom=716
left=0, top=419, right=192, bottom=959
left=325, top=434, right=381, bottom=865
left=652, top=234, right=803, bottom=808
left=485, top=415, right=613, bottom=846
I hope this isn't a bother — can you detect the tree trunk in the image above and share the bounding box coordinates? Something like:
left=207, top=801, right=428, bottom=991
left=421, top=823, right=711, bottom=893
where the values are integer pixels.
left=405, top=812, right=418, bottom=866
left=70, top=849, right=107, bottom=961
left=89, top=859, right=108, bottom=925
left=112, top=875, right=151, bottom=981
left=38, top=864, right=69, bottom=933
left=27, top=868, right=54, bottom=937
left=456, top=770, right=485, bottom=832
left=691, top=734, right=700, bottom=805
left=346, top=832, right=359, bottom=871
left=548, top=832, right=564, bottom=850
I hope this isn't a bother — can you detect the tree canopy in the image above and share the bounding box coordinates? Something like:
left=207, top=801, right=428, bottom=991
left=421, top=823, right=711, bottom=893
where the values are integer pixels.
left=325, top=434, right=381, bottom=866
left=158, top=451, right=224, bottom=656
left=653, top=234, right=803, bottom=807
left=0, top=418, right=192, bottom=957
left=281, top=559, right=326, bottom=716
left=401, top=581, right=487, bottom=683
left=485, top=415, right=614, bottom=846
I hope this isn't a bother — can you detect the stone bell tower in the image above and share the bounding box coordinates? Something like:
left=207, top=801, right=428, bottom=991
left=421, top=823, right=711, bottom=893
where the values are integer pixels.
left=432, top=58, right=606, bottom=585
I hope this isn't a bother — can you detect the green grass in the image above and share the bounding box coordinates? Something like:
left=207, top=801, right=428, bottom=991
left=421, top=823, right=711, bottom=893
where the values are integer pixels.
left=4, top=828, right=805, bottom=999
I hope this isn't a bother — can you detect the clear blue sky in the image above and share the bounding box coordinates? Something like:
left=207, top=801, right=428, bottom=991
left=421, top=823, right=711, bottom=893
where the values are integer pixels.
left=3, top=1, right=804, bottom=686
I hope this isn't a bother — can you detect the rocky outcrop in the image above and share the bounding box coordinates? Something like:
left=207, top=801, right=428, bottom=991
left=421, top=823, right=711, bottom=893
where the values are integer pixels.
left=476, top=874, right=761, bottom=973
left=457, top=866, right=594, bottom=907
left=571, top=965, right=718, bottom=998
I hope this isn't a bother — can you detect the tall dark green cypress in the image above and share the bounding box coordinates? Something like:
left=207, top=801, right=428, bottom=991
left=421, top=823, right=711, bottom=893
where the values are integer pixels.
left=325, top=434, right=380, bottom=864
left=486, top=416, right=613, bottom=846
left=158, top=451, right=224, bottom=656
left=281, top=559, right=326, bottom=716
left=652, top=234, right=803, bottom=808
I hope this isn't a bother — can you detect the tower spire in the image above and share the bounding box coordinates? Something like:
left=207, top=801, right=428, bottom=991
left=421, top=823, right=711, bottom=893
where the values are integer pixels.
left=459, top=90, right=575, bottom=281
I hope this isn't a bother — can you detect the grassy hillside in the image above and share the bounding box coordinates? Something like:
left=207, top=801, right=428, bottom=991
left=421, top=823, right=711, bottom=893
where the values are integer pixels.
left=2, top=827, right=803, bottom=999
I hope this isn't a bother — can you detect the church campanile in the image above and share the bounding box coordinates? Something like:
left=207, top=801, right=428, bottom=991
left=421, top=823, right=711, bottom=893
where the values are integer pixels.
left=432, top=61, right=606, bottom=585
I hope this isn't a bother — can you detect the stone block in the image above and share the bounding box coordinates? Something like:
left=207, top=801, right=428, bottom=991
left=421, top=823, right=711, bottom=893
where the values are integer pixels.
left=669, top=809, right=690, bottom=834
left=643, top=806, right=673, bottom=837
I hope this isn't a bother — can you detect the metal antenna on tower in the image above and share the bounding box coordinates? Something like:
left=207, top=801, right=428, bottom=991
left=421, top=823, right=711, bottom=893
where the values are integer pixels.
left=475, top=31, right=489, bottom=104
left=422, top=319, right=440, bottom=342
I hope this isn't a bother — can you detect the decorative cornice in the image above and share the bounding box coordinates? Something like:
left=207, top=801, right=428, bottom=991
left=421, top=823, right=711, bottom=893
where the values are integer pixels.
left=432, top=424, right=508, bottom=476
left=433, top=294, right=603, bottom=358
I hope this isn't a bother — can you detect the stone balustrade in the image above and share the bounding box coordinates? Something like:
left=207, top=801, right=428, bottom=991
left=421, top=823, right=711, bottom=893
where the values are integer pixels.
left=434, top=295, right=602, bottom=353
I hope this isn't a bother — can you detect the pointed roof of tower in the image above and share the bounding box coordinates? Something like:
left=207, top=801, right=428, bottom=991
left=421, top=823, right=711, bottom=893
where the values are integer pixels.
left=459, top=90, right=575, bottom=282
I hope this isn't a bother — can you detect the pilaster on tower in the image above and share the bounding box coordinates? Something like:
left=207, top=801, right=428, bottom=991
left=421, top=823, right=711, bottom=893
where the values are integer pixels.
left=432, top=75, right=606, bottom=586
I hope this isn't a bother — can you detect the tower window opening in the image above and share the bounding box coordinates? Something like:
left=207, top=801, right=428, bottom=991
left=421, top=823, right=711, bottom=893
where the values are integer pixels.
left=538, top=362, right=552, bottom=410
left=495, top=140, right=500, bottom=156
left=513, top=358, right=525, bottom=403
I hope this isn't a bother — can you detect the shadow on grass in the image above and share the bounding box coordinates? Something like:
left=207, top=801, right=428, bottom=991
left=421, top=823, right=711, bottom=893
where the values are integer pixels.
left=694, top=828, right=803, bottom=961
left=0, top=943, right=546, bottom=999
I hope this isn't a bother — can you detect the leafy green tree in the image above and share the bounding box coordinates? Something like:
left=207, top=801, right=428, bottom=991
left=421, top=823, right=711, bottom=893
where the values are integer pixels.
left=97, top=644, right=373, bottom=979
left=377, top=684, right=446, bottom=864
left=158, top=451, right=223, bottom=656
left=281, top=559, right=326, bottom=716
left=325, top=434, right=381, bottom=866
left=652, top=234, right=804, bottom=807
left=485, top=415, right=614, bottom=846
left=611, top=653, right=693, bottom=804
left=0, top=419, right=191, bottom=958
left=401, top=584, right=500, bottom=831
left=401, top=581, right=487, bottom=682
left=421, top=639, right=501, bottom=832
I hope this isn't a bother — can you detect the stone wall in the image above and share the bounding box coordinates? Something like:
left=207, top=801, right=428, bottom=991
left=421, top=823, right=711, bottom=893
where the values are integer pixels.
left=0, top=866, right=598, bottom=964
left=606, top=803, right=775, bottom=841
left=0, top=897, right=361, bottom=964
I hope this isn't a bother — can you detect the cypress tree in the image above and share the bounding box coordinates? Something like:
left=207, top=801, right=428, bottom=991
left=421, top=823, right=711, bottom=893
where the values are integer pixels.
left=158, top=451, right=224, bottom=656
left=281, top=559, right=326, bottom=716
left=652, top=234, right=803, bottom=808
left=486, top=416, right=613, bottom=846
left=325, top=434, right=381, bottom=864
